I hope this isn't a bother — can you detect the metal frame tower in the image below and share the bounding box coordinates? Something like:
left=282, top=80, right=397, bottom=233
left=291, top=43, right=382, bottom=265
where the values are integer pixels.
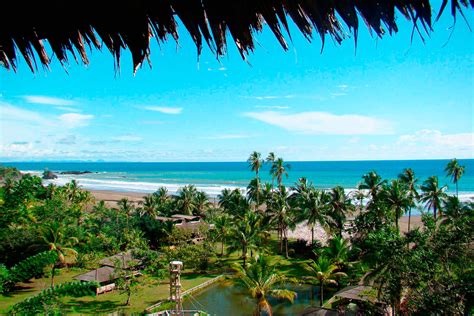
left=169, top=261, right=183, bottom=315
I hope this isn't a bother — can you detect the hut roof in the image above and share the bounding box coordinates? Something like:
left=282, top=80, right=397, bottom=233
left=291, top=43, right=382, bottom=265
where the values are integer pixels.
left=74, top=266, right=115, bottom=283
left=171, top=214, right=201, bottom=221
left=155, top=216, right=182, bottom=222
left=1, top=1, right=472, bottom=73
left=98, top=251, right=140, bottom=269
left=333, top=285, right=381, bottom=304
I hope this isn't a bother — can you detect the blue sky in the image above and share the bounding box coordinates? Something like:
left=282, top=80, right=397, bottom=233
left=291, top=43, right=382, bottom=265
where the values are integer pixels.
left=1, top=4, right=473, bottom=162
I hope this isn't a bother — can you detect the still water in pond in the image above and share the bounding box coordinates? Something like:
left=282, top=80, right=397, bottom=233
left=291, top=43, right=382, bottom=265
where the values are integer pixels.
left=183, top=282, right=324, bottom=316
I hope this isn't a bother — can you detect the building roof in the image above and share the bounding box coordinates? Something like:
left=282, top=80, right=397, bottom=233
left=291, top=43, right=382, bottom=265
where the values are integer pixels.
left=333, top=285, right=381, bottom=304
left=98, top=251, right=140, bottom=269
left=74, top=266, right=115, bottom=283
left=171, top=214, right=201, bottom=221
left=155, top=216, right=182, bottom=222
left=1, top=1, right=471, bottom=73
left=299, top=307, right=339, bottom=316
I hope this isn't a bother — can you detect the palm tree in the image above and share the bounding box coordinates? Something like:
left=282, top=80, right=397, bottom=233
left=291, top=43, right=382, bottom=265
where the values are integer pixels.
left=153, top=187, right=171, bottom=205
left=296, top=188, right=328, bottom=244
left=117, top=198, right=135, bottom=227
left=383, top=180, right=412, bottom=232
left=234, top=256, right=296, bottom=316
left=445, top=158, right=465, bottom=197
left=398, top=168, right=419, bottom=232
left=227, top=210, right=267, bottom=266
left=351, top=187, right=366, bottom=210
left=39, top=222, right=78, bottom=287
left=195, top=191, right=211, bottom=215
left=321, top=235, right=351, bottom=270
left=267, top=186, right=295, bottom=258
left=213, top=214, right=231, bottom=256
left=326, top=186, right=354, bottom=237
left=358, top=171, right=385, bottom=203
left=248, top=151, right=264, bottom=207
left=247, top=178, right=262, bottom=208
left=305, top=255, right=347, bottom=306
left=270, top=158, right=291, bottom=189
left=138, top=194, right=158, bottom=218
left=420, top=176, right=448, bottom=219
left=218, top=188, right=234, bottom=212
left=175, top=185, right=198, bottom=215
left=266, top=152, right=277, bottom=188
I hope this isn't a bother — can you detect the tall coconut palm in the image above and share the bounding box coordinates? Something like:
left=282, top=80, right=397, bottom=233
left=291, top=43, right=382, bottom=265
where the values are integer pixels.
left=117, top=198, right=135, bottom=227
left=175, top=185, right=198, bottom=215
left=248, top=151, right=264, bottom=207
left=138, top=194, right=158, bottom=218
left=39, top=222, right=78, bottom=287
left=297, top=188, right=328, bottom=244
left=227, top=210, right=267, bottom=266
left=420, top=176, right=448, bottom=219
left=266, top=152, right=277, bottom=188
left=234, top=256, right=296, bottom=316
left=153, top=187, right=170, bottom=204
left=321, top=235, right=351, bottom=270
left=267, top=186, right=295, bottom=258
left=270, top=158, right=291, bottom=189
left=358, top=171, right=385, bottom=203
left=327, top=186, right=354, bottom=237
left=247, top=178, right=262, bottom=208
left=305, top=255, right=347, bottom=306
left=218, top=188, right=234, bottom=212
left=213, top=214, right=231, bottom=256
left=383, top=180, right=412, bottom=232
left=351, top=186, right=366, bottom=210
left=398, top=168, right=419, bottom=232
left=445, top=158, right=465, bottom=197
left=195, top=191, right=211, bottom=215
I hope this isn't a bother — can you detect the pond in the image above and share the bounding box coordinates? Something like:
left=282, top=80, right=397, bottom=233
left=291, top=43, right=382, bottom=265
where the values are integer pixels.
left=183, top=282, right=329, bottom=316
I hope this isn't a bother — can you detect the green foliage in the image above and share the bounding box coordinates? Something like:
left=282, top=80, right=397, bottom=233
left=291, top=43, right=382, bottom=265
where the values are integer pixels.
left=0, top=264, right=10, bottom=294
left=9, top=281, right=98, bottom=314
left=9, top=251, right=59, bottom=283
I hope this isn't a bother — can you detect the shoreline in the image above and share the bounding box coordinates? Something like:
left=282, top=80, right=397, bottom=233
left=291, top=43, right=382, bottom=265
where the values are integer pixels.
left=89, top=189, right=423, bottom=237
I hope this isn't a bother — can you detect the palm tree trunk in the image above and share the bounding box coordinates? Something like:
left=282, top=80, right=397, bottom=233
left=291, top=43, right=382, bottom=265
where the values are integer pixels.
left=221, top=240, right=225, bottom=257
left=311, top=226, right=314, bottom=245
left=126, top=289, right=132, bottom=305
left=433, top=205, right=437, bottom=220
left=319, top=282, right=324, bottom=306
left=408, top=208, right=411, bottom=232
left=456, top=181, right=458, bottom=197
left=284, top=229, right=289, bottom=259
left=51, top=265, right=55, bottom=287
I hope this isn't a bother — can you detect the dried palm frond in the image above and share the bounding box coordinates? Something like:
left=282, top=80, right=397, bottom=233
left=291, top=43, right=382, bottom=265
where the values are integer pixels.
left=0, top=0, right=471, bottom=73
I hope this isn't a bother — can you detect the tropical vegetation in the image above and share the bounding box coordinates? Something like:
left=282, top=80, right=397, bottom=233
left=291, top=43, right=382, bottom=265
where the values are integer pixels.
left=0, top=156, right=472, bottom=315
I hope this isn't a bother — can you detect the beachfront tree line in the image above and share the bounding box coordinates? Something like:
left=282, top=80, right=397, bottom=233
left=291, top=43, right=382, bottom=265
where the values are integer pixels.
left=0, top=158, right=472, bottom=315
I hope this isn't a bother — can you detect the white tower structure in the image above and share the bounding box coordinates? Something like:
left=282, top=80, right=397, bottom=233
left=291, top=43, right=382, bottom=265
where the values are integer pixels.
left=169, top=261, right=183, bottom=315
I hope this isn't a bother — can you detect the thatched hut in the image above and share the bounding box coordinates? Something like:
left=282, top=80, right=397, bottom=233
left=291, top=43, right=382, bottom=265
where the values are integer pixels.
left=1, top=1, right=472, bottom=73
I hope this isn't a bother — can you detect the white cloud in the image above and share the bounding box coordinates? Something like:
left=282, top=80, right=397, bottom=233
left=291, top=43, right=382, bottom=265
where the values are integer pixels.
left=143, top=106, right=183, bottom=114
left=206, top=134, right=251, bottom=140
left=58, top=113, right=94, bottom=128
left=255, top=105, right=291, bottom=110
left=112, top=135, right=143, bottom=142
left=0, top=103, right=44, bottom=122
left=398, top=130, right=474, bottom=148
left=56, top=106, right=80, bottom=112
left=23, top=95, right=77, bottom=106
left=243, top=111, right=393, bottom=135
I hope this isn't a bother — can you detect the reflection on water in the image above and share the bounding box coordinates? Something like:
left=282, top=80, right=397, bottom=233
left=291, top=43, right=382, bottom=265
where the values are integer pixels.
left=183, top=282, right=325, bottom=316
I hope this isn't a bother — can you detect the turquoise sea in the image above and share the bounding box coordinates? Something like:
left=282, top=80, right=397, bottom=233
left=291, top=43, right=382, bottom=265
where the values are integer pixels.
left=4, top=160, right=473, bottom=200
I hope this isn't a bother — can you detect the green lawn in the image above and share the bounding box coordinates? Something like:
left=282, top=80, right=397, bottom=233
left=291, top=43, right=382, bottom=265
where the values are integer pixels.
left=0, top=268, right=219, bottom=315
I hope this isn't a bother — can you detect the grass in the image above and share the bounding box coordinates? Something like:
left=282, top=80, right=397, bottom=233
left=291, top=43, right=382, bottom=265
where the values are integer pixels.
left=1, top=235, right=312, bottom=315
left=0, top=268, right=219, bottom=315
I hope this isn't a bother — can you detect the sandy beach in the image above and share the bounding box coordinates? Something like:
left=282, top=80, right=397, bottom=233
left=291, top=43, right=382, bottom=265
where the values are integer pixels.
left=89, top=189, right=423, bottom=241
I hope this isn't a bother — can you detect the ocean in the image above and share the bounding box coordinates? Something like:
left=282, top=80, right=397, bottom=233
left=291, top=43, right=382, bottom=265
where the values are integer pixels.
left=4, top=160, right=474, bottom=201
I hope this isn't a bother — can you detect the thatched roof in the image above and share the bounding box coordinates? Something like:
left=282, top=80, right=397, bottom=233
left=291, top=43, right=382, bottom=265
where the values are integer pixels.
left=98, top=251, right=140, bottom=269
left=1, top=1, right=472, bottom=73
left=171, top=214, right=201, bottom=221
left=74, top=266, right=115, bottom=283
left=333, top=285, right=382, bottom=304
